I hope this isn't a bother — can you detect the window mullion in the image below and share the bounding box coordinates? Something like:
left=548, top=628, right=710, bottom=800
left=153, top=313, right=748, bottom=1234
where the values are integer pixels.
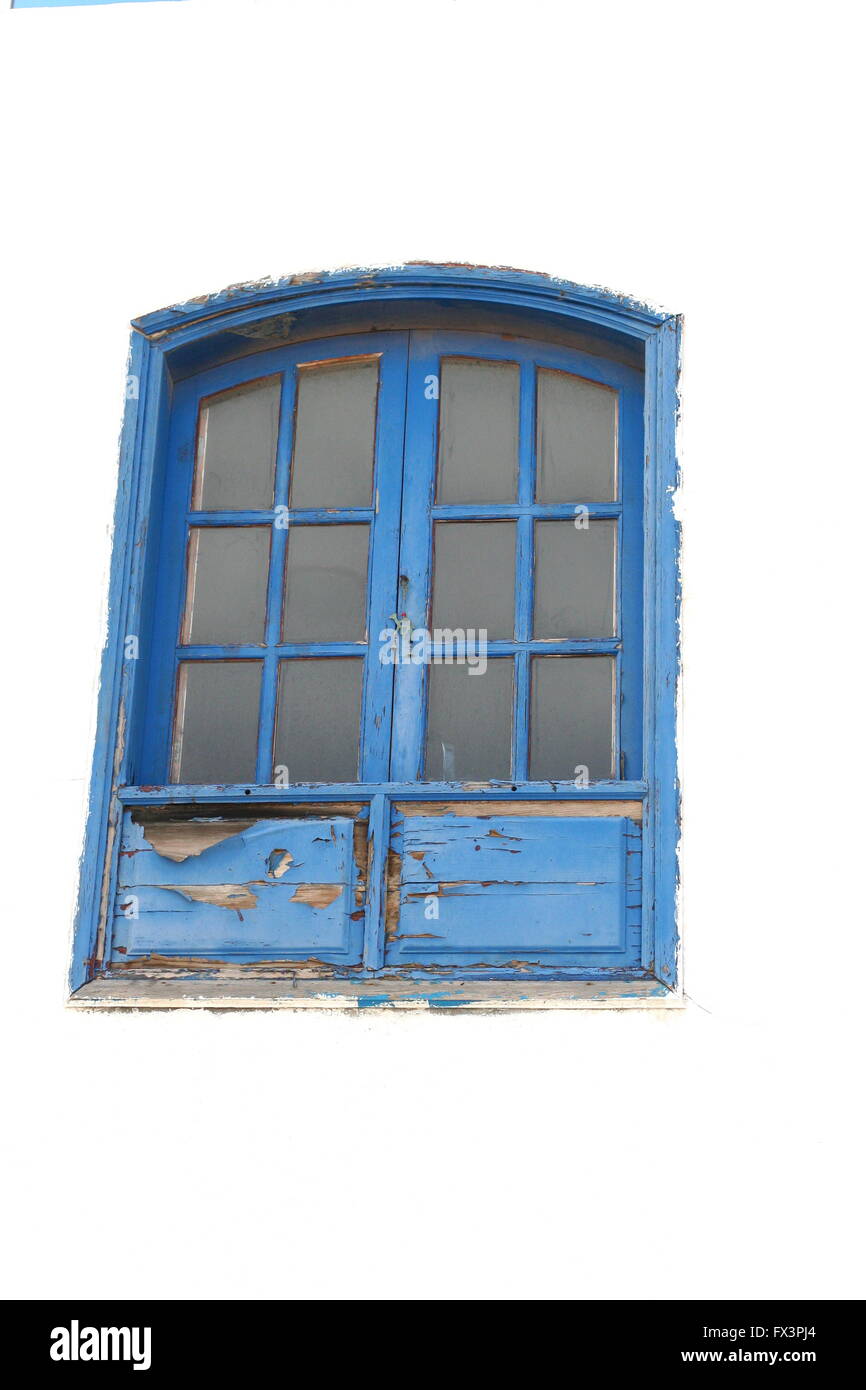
left=358, top=336, right=411, bottom=781
left=512, top=649, right=530, bottom=780
left=256, top=368, right=296, bottom=783
left=512, top=364, right=536, bottom=778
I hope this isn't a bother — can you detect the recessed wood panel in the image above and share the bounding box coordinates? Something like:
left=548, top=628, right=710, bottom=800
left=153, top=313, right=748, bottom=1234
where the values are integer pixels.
left=385, top=811, right=640, bottom=968
left=114, top=813, right=363, bottom=963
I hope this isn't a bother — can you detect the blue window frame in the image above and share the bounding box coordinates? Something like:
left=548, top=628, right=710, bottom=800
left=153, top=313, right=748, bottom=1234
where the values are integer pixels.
left=390, top=331, right=645, bottom=789
left=140, top=332, right=410, bottom=789
left=70, top=266, right=680, bottom=1009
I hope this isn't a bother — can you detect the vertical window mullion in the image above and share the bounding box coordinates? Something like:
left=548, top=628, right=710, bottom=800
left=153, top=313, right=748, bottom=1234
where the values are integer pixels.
left=517, top=362, right=536, bottom=510
left=359, top=340, right=410, bottom=780
left=255, top=651, right=278, bottom=784
left=512, top=649, right=530, bottom=781
left=512, top=362, right=536, bottom=778
left=256, top=369, right=297, bottom=783
left=390, top=335, right=440, bottom=782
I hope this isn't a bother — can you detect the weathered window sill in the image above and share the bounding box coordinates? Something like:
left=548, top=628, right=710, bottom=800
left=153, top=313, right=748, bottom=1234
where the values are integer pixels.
left=68, top=975, right=683, bottom=1011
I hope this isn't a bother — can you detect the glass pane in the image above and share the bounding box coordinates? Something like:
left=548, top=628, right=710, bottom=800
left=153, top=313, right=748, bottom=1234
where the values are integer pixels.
left=182, top=527, right=270, bottom=646
left=193, top=378, right=280, bottom=510
left=530, top=657, right=614, bottom=781
left=431, top=521, right=515, bottom=640
left=282, top=524, right=369, bottom=643
left=425, top=660, right=512, bottom=781
left=533, top=520, right=616, bottom=638
left=274, top=659, right=362, bottom=781
left=536, top=368, right=617, bottom=502
left=289, top=359, right=378, bottom=507
left=437, top=358, right=518, bottom=502
left=172, top=661, right=262, bottom=784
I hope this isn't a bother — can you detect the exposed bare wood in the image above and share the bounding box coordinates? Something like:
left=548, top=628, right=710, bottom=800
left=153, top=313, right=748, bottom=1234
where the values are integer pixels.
left=384, top=847, right=402, bottom=944
left=133, top=802, right=362, bottom=823
left=159, top=883, right=259, bottom=910
left=106, top=955, right=356, bottom=975
left=268, top=851, right=294, bottom=878
left=290, top=883, right=344, bottom=909
left=396, top=800, right=643, bottom=821
left=94, top=699, right=127, bottom=968
left=139, top=820, right=257, bottom=862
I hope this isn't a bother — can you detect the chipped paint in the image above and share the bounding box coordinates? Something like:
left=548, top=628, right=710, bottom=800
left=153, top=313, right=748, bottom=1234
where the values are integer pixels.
left=132, top=264, right=672, bottom=348
left=396, top=799, right=643, bottom=821
left=113, top=813, right=361, bottom=964
left=93, top=698, right=127, bottom=971
left=387, top=812, right=639, bottom=968
left=267, top=849, right=294, bottom=878
left=160, top=883, right=259, bottom=911
left=289, top=884, right=343, bottom=909
left=140, top=818, right=257, bottom=863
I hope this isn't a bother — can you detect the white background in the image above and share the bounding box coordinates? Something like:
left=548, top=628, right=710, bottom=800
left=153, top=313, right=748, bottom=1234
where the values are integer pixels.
left=0, top=0, right=863, bottom=1300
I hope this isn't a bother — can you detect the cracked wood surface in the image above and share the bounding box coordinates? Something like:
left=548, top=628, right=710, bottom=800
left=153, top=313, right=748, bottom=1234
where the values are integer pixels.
left=386, top=812, right=641, bottom=967
left=114, top=813, right=361, bottom=962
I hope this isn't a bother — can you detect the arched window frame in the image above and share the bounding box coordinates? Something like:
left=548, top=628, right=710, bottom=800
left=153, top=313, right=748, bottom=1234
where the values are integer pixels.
left=71, top=265, right=681, bottom=1008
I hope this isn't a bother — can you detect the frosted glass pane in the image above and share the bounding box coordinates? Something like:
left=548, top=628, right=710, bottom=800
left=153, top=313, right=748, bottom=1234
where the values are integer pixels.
left=425, top=660, right=512, bottom=781
left=282, top=525, right=369, bottom=642
left=193, top=378, right=279, bottom=510
left=172, top=661, right=262, bottom=784
left=536, top=369, right=616, bottom=502
left=431, top=522, right=515, bottom=640
left=533, top=520, right=616, bottom=638
left=530, top=657, right=614, bottom=781
left=183, top=527, right=270, bottom=645
left=274, top=659, right=362, bottom=781
left=289, top=360, right=378, bottom=507
left=437, top=359, right=518, bottom=502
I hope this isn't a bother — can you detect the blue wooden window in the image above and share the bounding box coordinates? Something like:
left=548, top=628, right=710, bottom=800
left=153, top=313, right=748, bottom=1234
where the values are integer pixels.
left=70, top=267, right=680, bottom=1007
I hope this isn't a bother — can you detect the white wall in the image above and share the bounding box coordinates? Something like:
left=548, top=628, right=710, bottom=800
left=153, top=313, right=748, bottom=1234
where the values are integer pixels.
left=1, top=0, right=862, bottom=1300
